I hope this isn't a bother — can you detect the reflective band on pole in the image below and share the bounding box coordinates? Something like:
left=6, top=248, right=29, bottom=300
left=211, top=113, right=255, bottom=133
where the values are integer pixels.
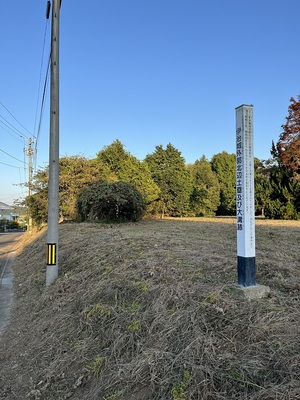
left=47, top=243, right=57, bottom=265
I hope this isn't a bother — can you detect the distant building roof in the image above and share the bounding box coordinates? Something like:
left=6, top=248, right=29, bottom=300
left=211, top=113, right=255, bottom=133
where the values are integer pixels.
left=0, top=202, right=14, bottom=211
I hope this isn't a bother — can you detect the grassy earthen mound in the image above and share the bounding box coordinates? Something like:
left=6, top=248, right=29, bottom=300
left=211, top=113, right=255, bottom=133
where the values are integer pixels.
left=0, top=219, right=300, bottom=399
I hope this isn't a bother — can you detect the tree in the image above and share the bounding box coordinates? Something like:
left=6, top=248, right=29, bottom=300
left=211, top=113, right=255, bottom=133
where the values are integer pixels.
left=266, top=170, right=300, bottom=219
left=59, top=156, right=117, bottom=220
left=211, top=152, right=236, bottom=215
left=269, top=96, right=300, bottom=219
left=188, top=156, right=220, bottom=216
left=97, top=139, right=130, bottom=174
left=145, top=143, right=192, bottom=217
left=25, top=156, right=116, bottom=224
left=24, top=169, right=49, bottom=225
left=254, top=158, right=272, bottom=216
left=96, top=140, right=160, bottom=208
left=264, top=142, right=300, bottom=219
left=277, top=96, right=300, bottom=179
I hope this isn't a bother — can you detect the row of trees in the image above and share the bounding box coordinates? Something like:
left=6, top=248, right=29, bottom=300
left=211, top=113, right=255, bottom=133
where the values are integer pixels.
left=25, top=96, right=300, bottom=223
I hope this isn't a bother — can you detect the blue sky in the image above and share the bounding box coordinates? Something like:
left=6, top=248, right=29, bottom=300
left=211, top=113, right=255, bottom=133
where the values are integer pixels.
left=1, top=0, right=299, bottom=204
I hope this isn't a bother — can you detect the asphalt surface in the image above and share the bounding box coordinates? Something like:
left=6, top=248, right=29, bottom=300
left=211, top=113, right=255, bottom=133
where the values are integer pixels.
left=0, top=231, right=24, bottom=335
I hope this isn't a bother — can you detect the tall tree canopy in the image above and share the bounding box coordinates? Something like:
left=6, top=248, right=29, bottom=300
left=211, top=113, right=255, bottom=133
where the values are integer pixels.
left=254, top=158, right=272, bottom=217
left=96, top=140, right=160, bottom=206
left=211, top=152, right=236, bottom=215
left=277, top=96, right=300, bottom=179
left=145, top=143, right=192, bottom=217
left=263, top=142, right=300, bottom=219
left=96, top=139, right=130, bottom=174
left=188, top=156, right=220, bottom=216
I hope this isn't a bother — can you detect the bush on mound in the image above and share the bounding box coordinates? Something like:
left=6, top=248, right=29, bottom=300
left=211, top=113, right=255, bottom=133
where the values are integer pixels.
left=77, top=181, right=146, bottom=222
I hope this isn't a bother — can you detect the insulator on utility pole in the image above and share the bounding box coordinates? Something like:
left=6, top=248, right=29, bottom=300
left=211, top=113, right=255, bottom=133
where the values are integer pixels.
left=46, top=0, right=60, bottom=286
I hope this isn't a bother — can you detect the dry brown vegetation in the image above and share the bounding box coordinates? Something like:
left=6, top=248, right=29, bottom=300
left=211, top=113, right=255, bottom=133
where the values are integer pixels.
left=0, top=218, right=300, bottom=399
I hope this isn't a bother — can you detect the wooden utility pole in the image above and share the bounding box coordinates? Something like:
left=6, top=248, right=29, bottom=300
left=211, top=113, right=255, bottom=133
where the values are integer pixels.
left=46, top=0, right=60, bottom=286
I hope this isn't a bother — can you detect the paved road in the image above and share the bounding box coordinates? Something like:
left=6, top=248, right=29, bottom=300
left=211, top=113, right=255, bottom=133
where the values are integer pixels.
left=0, top=231, right=24, bottom=335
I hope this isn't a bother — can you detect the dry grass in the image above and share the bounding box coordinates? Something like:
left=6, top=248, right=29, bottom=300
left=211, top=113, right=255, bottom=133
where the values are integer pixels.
left=0, top=218, right=300, bottom=399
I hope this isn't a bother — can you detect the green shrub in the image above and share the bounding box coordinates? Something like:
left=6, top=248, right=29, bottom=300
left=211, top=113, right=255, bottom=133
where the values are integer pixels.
left=265, top=199, right=300, bottom=220
left=77, top=181, right=146, bottom=222
left=0, top=219, right=21, bottom=231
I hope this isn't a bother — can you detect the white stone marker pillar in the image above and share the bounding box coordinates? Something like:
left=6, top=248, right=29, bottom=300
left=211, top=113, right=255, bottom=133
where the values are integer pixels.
left=235, top=104, right=256, bottom=287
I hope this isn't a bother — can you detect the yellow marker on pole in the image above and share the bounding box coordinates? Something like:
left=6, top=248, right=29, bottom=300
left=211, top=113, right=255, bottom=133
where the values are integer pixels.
left=47, top=243, right=57, bottom=265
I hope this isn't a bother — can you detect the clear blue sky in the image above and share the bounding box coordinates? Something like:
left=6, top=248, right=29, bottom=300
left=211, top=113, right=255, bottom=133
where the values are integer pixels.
left=1, top=0, right=299, bottom=204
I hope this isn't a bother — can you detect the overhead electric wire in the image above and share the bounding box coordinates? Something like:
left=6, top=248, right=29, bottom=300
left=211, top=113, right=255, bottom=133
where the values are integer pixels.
left=33, top=8, right=51, bottom=171
left=0, top=161, right=21, bottom=169
left=34, top=14, right=50, bottom=139
left=0, top=3, right=54, bottom=203
left=34, top=53, right=50, bottom=170
left=0, top=148, right=28, bottom=165
left=0, top=101, right=32, bottom=138
left=0, top=115, right=27, bottom=141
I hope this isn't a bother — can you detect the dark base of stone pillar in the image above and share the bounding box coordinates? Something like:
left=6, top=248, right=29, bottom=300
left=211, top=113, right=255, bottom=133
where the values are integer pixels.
left=237, top=256, right=256, bottom=287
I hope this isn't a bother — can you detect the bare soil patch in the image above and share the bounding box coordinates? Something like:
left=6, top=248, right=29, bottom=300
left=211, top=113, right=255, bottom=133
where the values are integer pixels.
left=0, top=219, right=299, bottom=399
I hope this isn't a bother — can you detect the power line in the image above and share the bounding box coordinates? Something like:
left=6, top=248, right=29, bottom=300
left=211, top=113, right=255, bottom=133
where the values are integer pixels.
left=34, top=14, right=50, bottom=141
left=34, top=54, right=51, bottom=171
left=0, top=115, right=27, bottom=141
left=33, top=4, right=52, bottom=171
left=0, top=121, right=23, bottom=141
left=0, top=161, right=22, bottom=169
left=0, top=101, right=32, bottom=138
left=0, top=148, right=28, bottom=165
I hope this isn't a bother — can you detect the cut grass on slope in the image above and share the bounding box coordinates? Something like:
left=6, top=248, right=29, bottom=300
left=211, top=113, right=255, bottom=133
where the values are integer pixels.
left=0, top=219, right=299, bottom=399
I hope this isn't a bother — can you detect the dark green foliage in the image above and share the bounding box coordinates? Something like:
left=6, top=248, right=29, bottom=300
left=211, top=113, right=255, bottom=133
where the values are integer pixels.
left=59, top=156, right=117, bottom=220
left=262, top=142, right=300, bottom=219
left=96, top=140, right=160, bottom=208
left=77, top=181, right=146, bottom=222
left=188, top=156, right=220, bottom=216
left=145, top=143, right=192, bottom=217
left=23, top=115, right=300, bottom=224
left=24, top=168, right=48, bottom=225
left=0, top=219, right=22, bottom=231
left=265, top=198, right=299, bottom=220
left=254, top=158, right=272, bottom=216
left=25, top=156, right=116, bottom=225
left=25, top=191, right=48, bottom=225
left=265, top=166, right=300, bottom=219
left=211, top=152, right=236, bottom=215
left=96, top=139, right=130, bottom=174
left=265, top=94, right=300, bottom=220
